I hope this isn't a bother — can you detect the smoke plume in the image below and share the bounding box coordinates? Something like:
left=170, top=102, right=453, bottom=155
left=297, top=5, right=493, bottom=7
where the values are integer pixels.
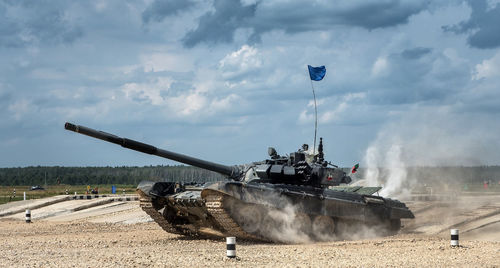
left=361, top=108, right=500, bottom=198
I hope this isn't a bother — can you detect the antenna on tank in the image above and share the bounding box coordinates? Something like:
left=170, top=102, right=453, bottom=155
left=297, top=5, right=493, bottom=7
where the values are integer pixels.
left=307, top=65, right=326, bottom=155
left=310, top=79, right=318, bottom=155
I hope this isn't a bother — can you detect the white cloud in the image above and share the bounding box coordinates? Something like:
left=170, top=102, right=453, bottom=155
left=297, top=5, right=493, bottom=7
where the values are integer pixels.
left=168, top=91, right=207, bottom=116
left=8, top=99, right=32, bottom=120
left=122, top=77, right=173, bottom=105
left=30, top=68, right=66, bottom=80
left=210, top=93, right=240, bottom=111
left=472, top=51, right=500, bottom=80
left=219, top=45, right=262, bottom=78
left=164, top=91, right=240, bottom=117
left=140, top=52, right=194, bottom=73
left=94, top=1, right=108, bottom=12
left=371, top=57, right=389, bottom=77
left=120, top=74, right=240, bottom=119
left=299, top=93, right=366, bottom=124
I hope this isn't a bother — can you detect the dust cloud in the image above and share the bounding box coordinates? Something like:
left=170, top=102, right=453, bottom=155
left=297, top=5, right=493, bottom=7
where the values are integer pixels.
left=229, top=191, right=313, bottom=243
left=358, top=109, right=500, bottom=198
left=228, top=191, right=390, bottom=244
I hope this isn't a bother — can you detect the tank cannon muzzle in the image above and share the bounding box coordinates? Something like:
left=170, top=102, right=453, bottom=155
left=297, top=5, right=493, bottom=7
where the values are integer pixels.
left=64, top=122, right=241, bottom=179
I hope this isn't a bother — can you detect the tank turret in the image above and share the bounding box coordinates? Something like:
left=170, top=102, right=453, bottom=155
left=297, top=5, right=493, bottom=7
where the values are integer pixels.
left=252, top=138, right=351, bottom=187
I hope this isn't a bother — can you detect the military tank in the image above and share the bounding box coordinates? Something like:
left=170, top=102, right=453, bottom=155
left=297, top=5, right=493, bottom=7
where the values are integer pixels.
left=64, top=122, right=414, bottom=243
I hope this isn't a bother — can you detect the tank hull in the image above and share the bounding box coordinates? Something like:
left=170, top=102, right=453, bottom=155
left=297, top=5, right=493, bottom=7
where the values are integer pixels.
left=138, top=180, right=414, bottom=242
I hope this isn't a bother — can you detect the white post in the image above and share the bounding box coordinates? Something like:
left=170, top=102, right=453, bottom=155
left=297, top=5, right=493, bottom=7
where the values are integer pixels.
left=23, top=192, right=26, bottom=201
left=450, top=229, right=459, bottom=247
left=226, top=237, right=236, bottom=258
left=25, top=209, right=31, bottom=223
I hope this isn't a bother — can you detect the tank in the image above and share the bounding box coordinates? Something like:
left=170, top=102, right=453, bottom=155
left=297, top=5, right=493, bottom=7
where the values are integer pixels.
left=64, top=122, right=414, bottom=242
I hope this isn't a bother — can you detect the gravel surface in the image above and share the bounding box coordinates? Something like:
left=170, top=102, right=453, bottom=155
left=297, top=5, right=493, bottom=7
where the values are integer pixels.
left=1, top=219, right=498, bottom=267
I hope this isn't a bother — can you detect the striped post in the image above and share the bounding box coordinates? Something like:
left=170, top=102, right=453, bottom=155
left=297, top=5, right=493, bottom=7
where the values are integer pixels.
left=226, top=237, right=236, bottom=258
left=450, top=229, right=459, bottom=247
left=25, top=209, right=31, bottom=223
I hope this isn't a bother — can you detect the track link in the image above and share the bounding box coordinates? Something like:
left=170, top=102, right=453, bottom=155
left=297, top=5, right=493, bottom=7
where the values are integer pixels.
left=205, top=192, right=266, bottom=241
left=139, top=196, right=188, bottom=235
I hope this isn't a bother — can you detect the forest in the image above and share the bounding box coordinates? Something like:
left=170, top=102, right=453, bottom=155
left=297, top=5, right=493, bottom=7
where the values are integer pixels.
left=0, top=165, right=225, bottom=186
left=1, top=165, right=500, bottom=187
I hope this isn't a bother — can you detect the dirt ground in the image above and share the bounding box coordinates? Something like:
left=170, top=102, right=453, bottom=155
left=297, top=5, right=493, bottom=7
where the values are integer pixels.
left=0, top=194, right=499, bottom=267
left=0, top=220, right=498, bottom=267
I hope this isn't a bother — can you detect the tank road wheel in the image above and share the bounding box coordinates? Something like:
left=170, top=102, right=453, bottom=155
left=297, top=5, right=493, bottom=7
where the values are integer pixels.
left=388, top=219, right=401, bottom=234
left=312, top=215, right=336, bottom=241
left=292, top=214, right=312, bottom=235
left=374, top=218, right=402, bottom=236
left=235, top=205, right=263, bottom=234
left=162, top=206, right=177, bottom=223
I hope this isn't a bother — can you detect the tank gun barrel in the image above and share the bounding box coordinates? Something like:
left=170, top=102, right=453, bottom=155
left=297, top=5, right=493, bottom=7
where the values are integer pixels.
left=64, top=122, right=240, bottom=178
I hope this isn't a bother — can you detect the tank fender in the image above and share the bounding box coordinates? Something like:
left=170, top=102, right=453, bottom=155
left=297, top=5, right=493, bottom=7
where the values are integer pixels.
left=363, top=196, right=385, bottom=204
left=390, top=206, right=415, bottom=219
left=201, top=188, right=230, bottom=200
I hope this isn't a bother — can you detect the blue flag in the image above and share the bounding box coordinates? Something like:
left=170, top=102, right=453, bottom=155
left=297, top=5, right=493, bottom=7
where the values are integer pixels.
left=308, top=65, right=326, bottom=81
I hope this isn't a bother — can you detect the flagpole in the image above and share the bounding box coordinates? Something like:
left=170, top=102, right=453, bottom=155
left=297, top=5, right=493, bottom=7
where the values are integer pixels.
left=310, top=79, right=317, bottom=156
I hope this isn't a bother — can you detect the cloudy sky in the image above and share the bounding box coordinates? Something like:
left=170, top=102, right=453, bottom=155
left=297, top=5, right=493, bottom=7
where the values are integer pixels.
left=1, top=0, right=500, bottom=168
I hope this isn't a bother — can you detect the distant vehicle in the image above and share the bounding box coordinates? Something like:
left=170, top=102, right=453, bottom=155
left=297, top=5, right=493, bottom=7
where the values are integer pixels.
left=30, top=185, right=45, bottom=191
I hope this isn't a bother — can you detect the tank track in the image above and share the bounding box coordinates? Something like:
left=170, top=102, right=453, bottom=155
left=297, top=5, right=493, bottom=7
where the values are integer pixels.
left=204, top=192, right=267, bottom=241
left=139, top=195, right=203, bottom=236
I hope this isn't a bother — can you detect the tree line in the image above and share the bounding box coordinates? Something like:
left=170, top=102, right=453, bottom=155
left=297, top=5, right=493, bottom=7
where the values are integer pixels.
left=0, top=165, right=225, bottom=186
left=0, top=165, right=499, bottom=186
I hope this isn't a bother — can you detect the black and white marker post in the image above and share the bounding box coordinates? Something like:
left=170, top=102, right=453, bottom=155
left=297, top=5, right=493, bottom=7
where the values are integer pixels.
left=226, top=237, right=236, bottom=258
left=25, top=209, right=31, bottom=223
left=450, top=229, right=459, bottom=247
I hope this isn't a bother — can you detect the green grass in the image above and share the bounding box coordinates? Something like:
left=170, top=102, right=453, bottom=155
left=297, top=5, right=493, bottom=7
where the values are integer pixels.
left=0, top=184, right=137, bottom=205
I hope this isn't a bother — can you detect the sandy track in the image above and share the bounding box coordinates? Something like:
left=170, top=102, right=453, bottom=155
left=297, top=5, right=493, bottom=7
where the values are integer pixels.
left=402, top=195, right=500, bottom=242
left=0, top=194, right=499, bottom=267
left=0, top=219, right=498, bottom=267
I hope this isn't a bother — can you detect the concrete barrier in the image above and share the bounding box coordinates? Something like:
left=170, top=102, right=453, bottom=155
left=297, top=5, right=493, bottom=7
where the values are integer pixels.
left=0, top=196, right=71, bottom=218
left=71, top=195, right=138, bottom=201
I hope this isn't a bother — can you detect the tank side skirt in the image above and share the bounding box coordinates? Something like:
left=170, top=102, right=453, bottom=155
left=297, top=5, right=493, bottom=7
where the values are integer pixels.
left=222, top=182, right=413, bottom=220
left=222, top=182, right=368, bottom=220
